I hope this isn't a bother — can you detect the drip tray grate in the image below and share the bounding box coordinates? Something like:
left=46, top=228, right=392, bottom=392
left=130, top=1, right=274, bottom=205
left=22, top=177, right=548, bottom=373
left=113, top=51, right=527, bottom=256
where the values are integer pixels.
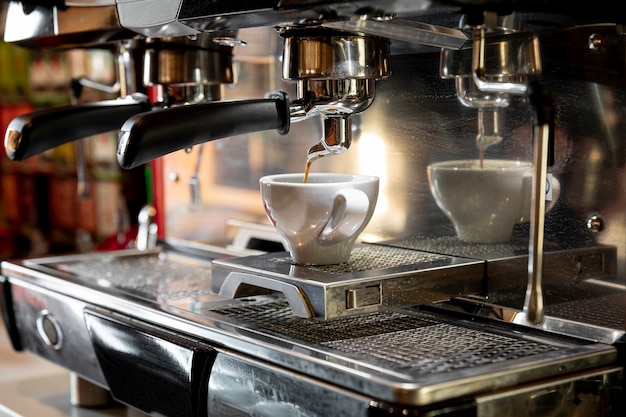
left=323, top=324, right=558, bottom=374
left=30, top=252, right=214, bottom=302
left=272, top=245, right=449, bottom=274
left=212, top=301, right=562, bottom=376
left=213, top=301, right=437, bottom=343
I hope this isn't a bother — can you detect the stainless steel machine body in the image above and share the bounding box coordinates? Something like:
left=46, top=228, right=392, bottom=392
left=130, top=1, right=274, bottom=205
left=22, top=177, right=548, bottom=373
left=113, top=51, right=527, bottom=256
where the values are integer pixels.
left=1, top=0, right=626, bottom=416
left=0, top=248, right=622, bottom=416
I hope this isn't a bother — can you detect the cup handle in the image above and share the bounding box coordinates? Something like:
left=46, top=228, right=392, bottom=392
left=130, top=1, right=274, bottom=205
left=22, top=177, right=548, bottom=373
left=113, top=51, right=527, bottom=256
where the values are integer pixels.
left=545, top=175, right=561, bottom=212
left=318, top=188, right=370, bottom=246
left=520, top=174, right=561, bottom=222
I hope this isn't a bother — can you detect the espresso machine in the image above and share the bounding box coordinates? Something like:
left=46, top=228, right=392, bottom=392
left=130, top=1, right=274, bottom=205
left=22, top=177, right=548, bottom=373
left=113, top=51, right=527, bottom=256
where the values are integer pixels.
left=1, top=1, right=625, bottom=416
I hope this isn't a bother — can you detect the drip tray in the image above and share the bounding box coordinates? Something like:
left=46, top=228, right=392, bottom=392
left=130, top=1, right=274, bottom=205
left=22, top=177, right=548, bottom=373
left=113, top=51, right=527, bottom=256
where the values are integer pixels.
left=211, top=243, right=484, bottom=320
left=208, top=297, right=618, bottom=405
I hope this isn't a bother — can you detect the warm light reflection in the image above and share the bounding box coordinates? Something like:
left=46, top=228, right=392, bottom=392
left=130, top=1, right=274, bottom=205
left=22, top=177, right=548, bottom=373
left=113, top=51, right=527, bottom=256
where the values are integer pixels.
left=358, top=133, right=387, bottom=214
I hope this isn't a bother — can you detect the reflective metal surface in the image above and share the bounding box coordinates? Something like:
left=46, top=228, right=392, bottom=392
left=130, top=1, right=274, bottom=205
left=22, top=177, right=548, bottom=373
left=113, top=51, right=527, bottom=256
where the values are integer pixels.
left=7, top=278, right=109, bottom=388
left=2, top=1, right=626, bottom=416
left=212, top=243, right=484, bottom=319
left=282, top=32, right=391, bottom=80
left=0, top=251, right=618, bottom=409
left=3, top=1, right=130, bottom=47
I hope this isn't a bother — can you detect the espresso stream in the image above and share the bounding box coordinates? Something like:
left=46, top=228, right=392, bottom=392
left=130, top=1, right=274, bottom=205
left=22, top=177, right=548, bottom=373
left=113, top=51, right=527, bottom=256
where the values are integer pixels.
left=303, top=160, right=313, bottom=183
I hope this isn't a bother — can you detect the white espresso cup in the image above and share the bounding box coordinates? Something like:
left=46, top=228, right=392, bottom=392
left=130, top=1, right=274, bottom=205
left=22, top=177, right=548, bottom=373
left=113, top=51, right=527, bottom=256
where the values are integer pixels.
left=260, top=173, right=379, bottom=265
left=427, top=159, right=559, bottom=243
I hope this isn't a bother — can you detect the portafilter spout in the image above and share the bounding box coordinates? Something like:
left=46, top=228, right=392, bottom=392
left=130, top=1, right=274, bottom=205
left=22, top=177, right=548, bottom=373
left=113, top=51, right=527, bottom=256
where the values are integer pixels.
left=116, top=29, right=390, bottom=170
left=283, top=30, right=390, bottom=162
left=448, top=71, right=510, bottom=152
left=439, top=20, right=541, bottom=153
left=306, top=116, right=352, bottom=162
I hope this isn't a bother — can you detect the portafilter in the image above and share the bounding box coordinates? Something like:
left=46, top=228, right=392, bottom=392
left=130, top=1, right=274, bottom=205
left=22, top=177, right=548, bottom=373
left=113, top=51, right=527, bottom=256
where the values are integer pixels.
left=116, top=29, right=391, bottom=170
left=3, top=35, right=234, bottom=161
left=440, top=27, right=541, bottom=152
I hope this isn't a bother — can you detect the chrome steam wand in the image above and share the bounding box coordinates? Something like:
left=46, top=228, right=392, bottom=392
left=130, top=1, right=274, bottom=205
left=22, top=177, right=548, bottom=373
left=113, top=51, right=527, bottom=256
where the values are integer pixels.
left=471, top=24, right=549, bottom=325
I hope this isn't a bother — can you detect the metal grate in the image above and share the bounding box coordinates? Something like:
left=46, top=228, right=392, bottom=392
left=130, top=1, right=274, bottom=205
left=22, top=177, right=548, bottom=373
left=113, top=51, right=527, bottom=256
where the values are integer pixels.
left=212, top=301, right=437, bottom=342
left=545, top=293, right=625, bottom=329
left=55, top=254, right=213, bottom=300
left=489, top=281, right=624, bottom=330
left=273, top=245, right=448, bottom=274
left=381, top=235, right=567, bottom=259
left=322, top=323, right=559, bottom=374
left=212, top=301, right=562, bottom=375
left=382, top=236, right=529, bottom=258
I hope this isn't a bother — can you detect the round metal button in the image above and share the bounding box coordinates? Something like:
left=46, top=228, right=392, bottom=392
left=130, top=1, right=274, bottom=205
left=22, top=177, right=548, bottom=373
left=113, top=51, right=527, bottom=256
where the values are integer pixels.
left=36, top=310, right=63, bottom=350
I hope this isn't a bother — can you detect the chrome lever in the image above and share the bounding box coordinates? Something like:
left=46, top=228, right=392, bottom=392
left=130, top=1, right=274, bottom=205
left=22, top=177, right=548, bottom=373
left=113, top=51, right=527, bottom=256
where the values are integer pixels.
left=136, top=204, right=158, bottom=251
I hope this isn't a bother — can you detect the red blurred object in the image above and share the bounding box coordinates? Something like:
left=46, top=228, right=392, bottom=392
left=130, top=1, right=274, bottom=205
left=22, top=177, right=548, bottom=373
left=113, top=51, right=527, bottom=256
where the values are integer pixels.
left=96, top=225, right=139, bottom=251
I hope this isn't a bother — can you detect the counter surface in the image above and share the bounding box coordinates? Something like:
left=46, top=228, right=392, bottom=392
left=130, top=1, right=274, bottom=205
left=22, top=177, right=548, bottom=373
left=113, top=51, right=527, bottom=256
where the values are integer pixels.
left=0, top=320, right=140, bottom=417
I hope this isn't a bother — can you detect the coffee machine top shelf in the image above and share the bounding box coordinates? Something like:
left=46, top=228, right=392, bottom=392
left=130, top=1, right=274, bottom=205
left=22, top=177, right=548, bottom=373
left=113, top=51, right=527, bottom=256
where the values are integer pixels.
left=5, top=0, right=626, bottom=49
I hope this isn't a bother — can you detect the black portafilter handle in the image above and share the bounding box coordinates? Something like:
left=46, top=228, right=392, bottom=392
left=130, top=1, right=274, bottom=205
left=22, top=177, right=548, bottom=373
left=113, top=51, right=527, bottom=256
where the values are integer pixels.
left=4, top=93, right=152, bottom=161
left=117, top=91, right=291, bottom=170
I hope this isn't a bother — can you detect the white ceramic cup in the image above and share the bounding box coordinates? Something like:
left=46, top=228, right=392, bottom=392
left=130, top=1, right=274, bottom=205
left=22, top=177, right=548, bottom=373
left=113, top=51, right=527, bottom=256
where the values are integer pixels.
left=260, top=173, right=379, bottom=265
left=427, top=159, right=559, bottom=243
